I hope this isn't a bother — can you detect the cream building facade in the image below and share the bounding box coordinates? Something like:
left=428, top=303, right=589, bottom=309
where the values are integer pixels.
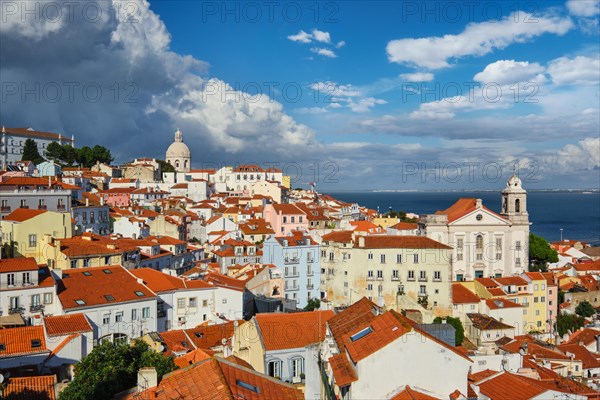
left=165, top=129, right=191, bottom=173
left=421, top=175, right=530, bottom=281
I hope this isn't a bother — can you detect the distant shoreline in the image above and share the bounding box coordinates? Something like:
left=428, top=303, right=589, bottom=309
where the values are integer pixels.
left=323, top=189, right=600, bottom=194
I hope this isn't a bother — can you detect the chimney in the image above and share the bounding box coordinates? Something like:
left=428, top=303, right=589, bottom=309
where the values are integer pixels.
left=358, top=236, right=365, bottom=248
left=100, top=196, right=105, bottom=206
left=475, top=199, right=482, bottom=209
left=85, top=198, right=89, bottom=207
left=137, top=367, right=157, bottom=392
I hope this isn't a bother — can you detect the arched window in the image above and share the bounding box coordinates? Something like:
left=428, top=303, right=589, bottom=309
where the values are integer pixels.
left=184, top=160, right=188, bottom=169
left=267, top=359, right=282, bottom=378
left=175, top=160, right=180, bottom=169
left=515, top=198, right=520, bottom=213
left=476, top=235, right=483, bottom=250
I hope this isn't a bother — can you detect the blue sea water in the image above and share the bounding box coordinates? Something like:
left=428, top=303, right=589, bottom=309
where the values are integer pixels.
left=327, top=191, right=600, bottom=245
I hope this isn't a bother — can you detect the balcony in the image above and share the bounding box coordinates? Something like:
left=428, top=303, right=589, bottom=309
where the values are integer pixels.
left=418, top=292, right=428, bottom=298
left=391, top=276, right=400, bottom=281
left=30, top=304, right=45, bottom=313
left=57, top=204, right=66, bottom=211
left=19, top=205, right=29, bottom=209
left=0, top=206, right=11, bottom=213
left=8, top=307, right=25, bottom=314
left=366, top=276, right=375, bottom=281
left=307, top=284, right=314, bottom=290
left=37, top=205, right=47, bottom=210
left=376, top=277, right=383, bottom=281
left=418, top=276, right=428, bottom=282
left=407, top=277, right=416, bottom=281
left=433, top=277, right=442, bottom=282
left=284, top=257, right=299, bottom=264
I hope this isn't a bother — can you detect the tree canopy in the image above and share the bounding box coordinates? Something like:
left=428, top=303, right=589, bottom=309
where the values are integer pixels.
left=58, top=340, right=176, bottom=400
left=529, top=233, right=558, bottom=272
left=556, top=312, right=586, bottom=336
left=45, top=142, right=113, bottom=167
left=157, top=159, right=175, bottom=173
left=304, top=298, right=321, bottom=311
left=22, top=138, right=45, bottom=165
left=575, top=301, right=596, bottom=318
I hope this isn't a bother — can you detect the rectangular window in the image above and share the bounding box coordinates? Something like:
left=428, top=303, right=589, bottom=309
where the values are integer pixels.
left=177, top=298, right=185, bottom=308
left=367, top=284, right=373, bottom=291
left=434, top=271, right=441, bottom=281
left=413, top=254, right=419, bottom=263
left=283, top=216, right=287, bottom=223
left=131, top=309, right=138, bottom=320
left=90, top=212, right=95, bottom=223
left=43, top=293, right=53, bottom=304
left=368, top=253, right=373, bottom=260
left=103, top=314, right=110, bottom=325
left=291, top=216, right=295, bottom=223
left=22, top=272, right=30, bottom=284
left=377, top=270, right=383, bottom=279
left=115, top=312, right=123, bottom=323
left=392, top=270, right=399, bottom=279
left=31, top=294, right=40, bottom=306
left=367, top=270, right=374, bottom=279
left=7, top=273, right=15, bottom=286
left=189, top=298, right=197, bottom=307
left=515, top=241, right=522, bottom=251
left=142, top=307, right=150, bottom=318
left=408, top=270, right=415, bottom=280
left=202, top=299, right=208, bottom=307
left=70, top=260, right=77, bottom=269
left=28, top=234, right=37, bottom=247
left=83, top=259, right=90, bottom=268
left=380, top=254, right=386, bottom=264
left=457, top=253, right=463, bottom=261
left=419, top=285, right=426, bottom=295
left=419, top=270, right=427, bottom=281
left=396, top=254, right=402, bottom=263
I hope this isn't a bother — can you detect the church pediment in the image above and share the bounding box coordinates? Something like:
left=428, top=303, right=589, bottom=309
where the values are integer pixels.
left=449, top=207, right=510, bottom=226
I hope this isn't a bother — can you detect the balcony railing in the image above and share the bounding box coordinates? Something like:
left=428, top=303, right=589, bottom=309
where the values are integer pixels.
left=376, top=276, right=383, bottom=281
left=307, top=270, right=314, bottom=277
left=30, top=304, right=45, bottom=312
left=9, top=307, right=25, bottom=314
left=407, top=277, right=416, bottom=281
left=0, top=206, right=11, bottom=213
left=37, top=205, right=47, bottom=210
left=307, top=284, right=314, bottom=290
left=284, top=257, right=299, bottom=264
left=57, top=204, right=66, bottom=210
left=391, top=276, right=400, bottom=281
left=418, top=276, right=428, bottom=282
left=366, top=276, right=375, bottom=281
left=418, top=292, right=428, bottom=298
left=19, top=205, right=29, bottom=209
left=433, top=277, right=442, bottom=282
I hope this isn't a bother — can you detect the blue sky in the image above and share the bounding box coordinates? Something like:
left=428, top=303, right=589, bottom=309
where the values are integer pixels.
left=1, top=0, right=598, bottom=190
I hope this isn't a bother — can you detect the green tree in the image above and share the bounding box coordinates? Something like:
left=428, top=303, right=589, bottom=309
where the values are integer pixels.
left=21, top=138, right=45, bottom=165
left=45, top=141, right=64, bottom=162
left=576, top=301, right=596, bottom=318
left=90, top=145, right=114, bottom=165
left=529, top=233, right=559, bottom=272
left=433, top=316, right=465, bottom=346
left=157, top=159, right=175, bottom=173
left=58, top=340, right=176, bottom=400
left=556, top=312, right=586, bottom=336
left=61, top=145, right=78, bottom=166
left=304, top=298, right=320, bottom=311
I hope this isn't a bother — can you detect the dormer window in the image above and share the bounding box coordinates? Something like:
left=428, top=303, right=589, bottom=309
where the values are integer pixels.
left=31, top=339, right=42, bottom=348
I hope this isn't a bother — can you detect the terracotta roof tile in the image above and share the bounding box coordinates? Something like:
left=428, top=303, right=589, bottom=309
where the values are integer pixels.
left=57, top=265, right=155, bottom=309
left=564, top=328, right=600, bottom=346
left=328, top=353, right=358, bottom=387
left=0, top=257, right=39, bottom=273
left=159, top=329, right=195, bottom=356
left=3, top=208, right=48, bottom=222
left=184, top=321, right=239, bottom=350
left=390, top=385, right=440, bottom=400
left=328, top=297, right=382, bottom=350
left=321, top=230, right=354, bottom=243
left=435, top=198, right=506, bottom=223
left=255, top=310, right=334, bottom=351
left=452, top=284, right=480, bottom=304
left=485, top=298, right=522, bottom=310
left=44, top=313, right=92, bottom=336
left=467, top=313, right=515, bottom=331
left=174, top=348, right=213, bottom=368
left=2, top=375, right=57, bottom=400
left=0, top=326, right=48, bottom=358
left=356, top=236, right=452, bottom=250
left=389, top=222, right=419, bottom=231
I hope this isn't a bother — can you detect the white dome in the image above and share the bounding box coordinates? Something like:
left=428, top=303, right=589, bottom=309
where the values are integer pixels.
left=166, top=141, right=190, bottom=158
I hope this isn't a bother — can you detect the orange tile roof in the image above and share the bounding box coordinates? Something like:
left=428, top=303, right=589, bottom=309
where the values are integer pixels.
left=131, top=268, right=212, bottom=293
left=44, top=313, right=92, bottom=336
left=349, top=220, right=381, bottom=232
left=485, top=298, right=522, bottom=310
left=558, top=344, right=600, bottom=369
left=2, top=375, right=57, bottom=400
left=328, top=297, right=381, bottom=350
left=3, top=126, right=72, bottom=141
left=269, top=203, right=306, bottom=215
left=356, top=235, right=452, bottom=250
left=204, top=271, right=246, bottom=292
left=452, top=284, right=480, bottom=304
left=473, top=371, right=549, bottom=399
left=390, top=386, right=440, bottom=400
left=493, top=276, right=529, bottom=286
left=342, top=311, right=412, bottom=362
left=57, top=265, right=155, bottom=309
left=3, top=208, right=48, bottom=222
left=130, top=357, right=303, bottom=400
left=389, top=222, right=419, bottom=230
left=435, top=198, right=506, bottom=223
left=321, top=230, right=354, bottom=243
left=0, top=326, right=47, bottom=358
left=159, top=329, right=195, bottom=356
left=225, top=354, right=255, bottom=370
left=467, top=313, right=515, bottom=331
left=255, top=310, right=334, bottom=351
left=174, top=348, right=213, bottom=368
left=476, top=278, right=499, bottom=288
left=564, top=328, right=600, bottom=346
left=328, top=353, right=358, bottom=387
left=0, top=257, right=39, bottom=273
left=487, top=287, right=507, bottom=296
left=184, top=321, right=239, bottom=350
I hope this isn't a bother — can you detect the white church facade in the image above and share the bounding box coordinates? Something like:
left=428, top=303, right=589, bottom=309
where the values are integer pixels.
left=166, top=128, right=191, bottom=173
left=420, top=175, right=530, bottom=280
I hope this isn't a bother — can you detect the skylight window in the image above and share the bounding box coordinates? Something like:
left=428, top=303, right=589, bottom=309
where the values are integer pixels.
left=31, top=339, right=42, bottom=348
left=104, top=294, right=115, bottom=301
left=103, top=269, right=112, bottom=274
left=75, top=299, right=86, bottom=305
left=236, top=379, right=260, bottom=394
left=82, top=271, right=92, bottom=276
left=135, top=291, right=145, bottom=297
left=350, top=326, right=373, bottom=342
left=0, top=343, right=5, bottom=351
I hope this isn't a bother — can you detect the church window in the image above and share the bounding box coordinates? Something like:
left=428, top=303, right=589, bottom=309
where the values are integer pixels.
left=515, top=199, right=520, bottom=213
